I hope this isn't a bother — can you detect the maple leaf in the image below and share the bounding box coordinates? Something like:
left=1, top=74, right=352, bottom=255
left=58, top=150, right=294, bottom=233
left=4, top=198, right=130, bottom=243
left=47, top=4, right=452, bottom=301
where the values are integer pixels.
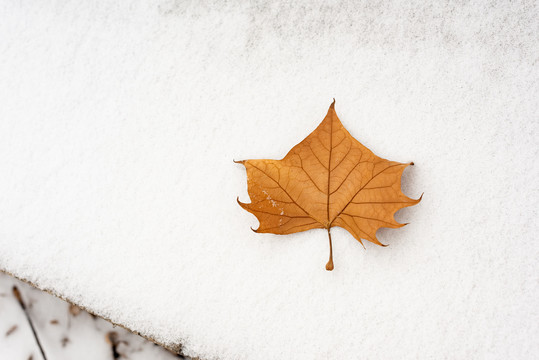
left=236, top=100, right=422, bottom=271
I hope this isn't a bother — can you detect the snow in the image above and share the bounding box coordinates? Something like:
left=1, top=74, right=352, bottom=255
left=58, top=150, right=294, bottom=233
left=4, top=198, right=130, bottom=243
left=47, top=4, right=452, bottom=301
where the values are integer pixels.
left=0, top=1, right=538, bottom=359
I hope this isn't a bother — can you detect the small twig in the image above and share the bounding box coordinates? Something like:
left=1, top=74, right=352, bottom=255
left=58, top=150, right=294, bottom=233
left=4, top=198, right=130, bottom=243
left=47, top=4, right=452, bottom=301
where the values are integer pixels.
left=12, top=286, right=47, bottom=360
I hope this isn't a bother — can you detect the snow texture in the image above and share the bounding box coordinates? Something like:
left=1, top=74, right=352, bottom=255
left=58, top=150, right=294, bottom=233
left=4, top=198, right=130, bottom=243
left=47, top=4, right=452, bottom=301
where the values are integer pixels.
left=0, top=1, right=538, bottom=359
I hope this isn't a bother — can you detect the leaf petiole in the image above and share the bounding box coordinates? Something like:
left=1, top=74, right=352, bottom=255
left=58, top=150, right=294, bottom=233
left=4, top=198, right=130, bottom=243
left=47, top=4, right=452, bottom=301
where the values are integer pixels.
left=325, top=228, right=334, bottom=271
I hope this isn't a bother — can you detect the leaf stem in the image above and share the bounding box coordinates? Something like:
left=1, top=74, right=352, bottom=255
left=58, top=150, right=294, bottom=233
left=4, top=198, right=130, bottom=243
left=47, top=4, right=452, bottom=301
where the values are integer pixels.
left=325, top=228, right=334, bottom=271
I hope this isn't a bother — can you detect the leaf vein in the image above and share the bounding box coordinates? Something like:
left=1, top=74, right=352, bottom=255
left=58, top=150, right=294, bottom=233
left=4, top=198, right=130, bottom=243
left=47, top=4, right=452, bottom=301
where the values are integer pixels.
left=249, top=164, right=317, bottom=222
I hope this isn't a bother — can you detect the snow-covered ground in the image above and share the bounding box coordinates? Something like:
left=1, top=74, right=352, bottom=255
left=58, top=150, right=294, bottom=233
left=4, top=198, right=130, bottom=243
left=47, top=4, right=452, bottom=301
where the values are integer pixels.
left=0, top=272, right=186, bottom=359
left=0, top=1, right=538, bottom=359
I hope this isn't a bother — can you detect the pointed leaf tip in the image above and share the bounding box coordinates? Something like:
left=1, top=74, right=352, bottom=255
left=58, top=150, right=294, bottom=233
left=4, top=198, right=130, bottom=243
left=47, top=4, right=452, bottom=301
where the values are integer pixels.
left=330, top=98, right=335, bottom=109
left=236, top=197, right=248, bottom=208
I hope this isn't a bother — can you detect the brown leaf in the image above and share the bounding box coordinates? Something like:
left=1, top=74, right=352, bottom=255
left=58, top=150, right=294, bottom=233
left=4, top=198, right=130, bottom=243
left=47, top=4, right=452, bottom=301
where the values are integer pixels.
left=105, top=331, right=119, bottom=346
left=5, top=325, right=17, bottom=337
left=69, top=304, right=81, bottom=316
left=61, top=336, right=70, bottom=347
left=237, top=100, right=422, bottom=270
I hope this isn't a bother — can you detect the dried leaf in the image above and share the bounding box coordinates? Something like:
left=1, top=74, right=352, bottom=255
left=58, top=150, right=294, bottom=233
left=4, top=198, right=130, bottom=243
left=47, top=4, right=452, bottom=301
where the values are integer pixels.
left=69, top=304, right=81, bottom=316
left=237, top=100, right=422, bottom=270
left=105, top=331, right=119, bottom=346
left=5, top=325, right=17, bottom=337
left=61, top=337, right=70, bottom=347
left=106, top=331, right=128, bottom=359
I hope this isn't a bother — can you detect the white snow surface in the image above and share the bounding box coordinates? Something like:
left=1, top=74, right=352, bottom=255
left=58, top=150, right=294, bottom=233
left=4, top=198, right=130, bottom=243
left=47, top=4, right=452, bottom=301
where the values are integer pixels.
left=1, top=1, right=538, bottom=359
